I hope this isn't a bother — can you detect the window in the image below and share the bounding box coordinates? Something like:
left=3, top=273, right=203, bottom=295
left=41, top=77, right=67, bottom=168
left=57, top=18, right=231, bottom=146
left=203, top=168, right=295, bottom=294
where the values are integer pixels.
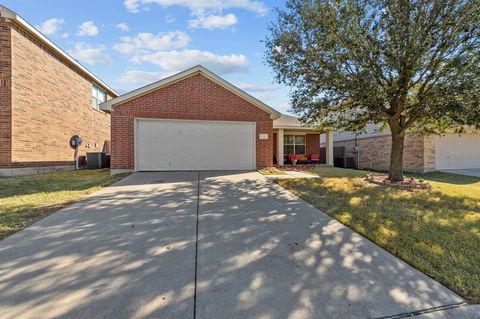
left=284, top=134, right=306, bottom=155
left=92, top=84, right=107, bottom=110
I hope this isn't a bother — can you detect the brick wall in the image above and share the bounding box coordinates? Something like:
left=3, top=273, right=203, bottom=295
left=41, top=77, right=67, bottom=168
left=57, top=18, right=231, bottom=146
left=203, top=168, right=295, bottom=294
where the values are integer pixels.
left=423, top=135, right=436, bottom=171
left=273, top=132, right=277, bottom=163
left=334, top=133, right=431, bottom=172
left=0, top=20, right=111, bottom=169
left=306, top=133, right=320, bottom=155
left=0, top=19, right=12, bottom=167
left=111, top=73, right=274, bottom=170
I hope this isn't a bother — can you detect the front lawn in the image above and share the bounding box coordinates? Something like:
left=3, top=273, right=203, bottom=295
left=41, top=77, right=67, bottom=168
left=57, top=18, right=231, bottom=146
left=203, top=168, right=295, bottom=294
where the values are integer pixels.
left=276, top=167, right=480, bottom=303
left=0, top=169, right=128, bottom=239
left=257, top=167, right=287, bottom=175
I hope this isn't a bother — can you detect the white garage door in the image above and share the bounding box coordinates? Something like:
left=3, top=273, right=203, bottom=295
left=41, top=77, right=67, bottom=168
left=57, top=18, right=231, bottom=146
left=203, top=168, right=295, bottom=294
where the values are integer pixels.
left=435, top=133, right=480, bottom=169
left=136, top=119, right=255, bottom=171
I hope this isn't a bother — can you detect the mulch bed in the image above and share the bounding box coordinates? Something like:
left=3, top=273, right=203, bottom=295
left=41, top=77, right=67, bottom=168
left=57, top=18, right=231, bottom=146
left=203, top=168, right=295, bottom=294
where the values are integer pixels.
left=365, top=174, right=431, bottom=189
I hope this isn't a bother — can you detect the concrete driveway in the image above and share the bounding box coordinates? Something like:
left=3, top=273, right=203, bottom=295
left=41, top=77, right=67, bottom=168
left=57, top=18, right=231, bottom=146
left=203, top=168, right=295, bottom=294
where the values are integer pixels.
left=0, top=171, right=477, bottom=319
left=439, top=169, right=480, bottom=178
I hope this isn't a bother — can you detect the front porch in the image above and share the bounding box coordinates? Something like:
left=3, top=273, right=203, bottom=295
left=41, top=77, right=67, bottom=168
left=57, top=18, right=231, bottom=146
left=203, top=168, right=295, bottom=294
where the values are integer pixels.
left=273, top=114, right=334, bottom=166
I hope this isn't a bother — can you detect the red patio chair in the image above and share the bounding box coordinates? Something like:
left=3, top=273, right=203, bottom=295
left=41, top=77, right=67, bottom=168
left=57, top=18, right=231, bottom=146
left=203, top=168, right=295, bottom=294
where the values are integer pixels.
left=310, top=153, right=320, bottom=162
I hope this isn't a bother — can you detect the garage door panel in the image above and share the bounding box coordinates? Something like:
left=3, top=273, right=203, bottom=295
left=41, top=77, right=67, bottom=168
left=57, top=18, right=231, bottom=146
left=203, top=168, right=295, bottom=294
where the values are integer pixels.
left=137, top=120, right=255, bottom=171
left=435, top=133, right=480, bottom=169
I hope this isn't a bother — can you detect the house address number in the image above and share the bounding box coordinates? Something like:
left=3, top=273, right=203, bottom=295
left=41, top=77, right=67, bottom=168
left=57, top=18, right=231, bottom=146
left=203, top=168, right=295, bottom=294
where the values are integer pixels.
left=259, top=134, right=268, bottom=140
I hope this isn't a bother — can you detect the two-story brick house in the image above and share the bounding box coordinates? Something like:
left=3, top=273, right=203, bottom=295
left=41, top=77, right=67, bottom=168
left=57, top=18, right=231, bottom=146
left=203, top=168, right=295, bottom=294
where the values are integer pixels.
left=0, top=5, right=118, bottom=176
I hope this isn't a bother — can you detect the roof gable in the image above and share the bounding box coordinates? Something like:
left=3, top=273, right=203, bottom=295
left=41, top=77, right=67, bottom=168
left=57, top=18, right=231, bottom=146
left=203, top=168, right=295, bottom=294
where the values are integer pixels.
left=100, top=65, right=281, bottom=120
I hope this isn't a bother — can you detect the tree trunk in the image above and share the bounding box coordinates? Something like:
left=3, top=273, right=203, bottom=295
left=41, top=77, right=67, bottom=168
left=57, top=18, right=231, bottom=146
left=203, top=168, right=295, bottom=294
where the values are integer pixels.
left=388, top=132, right=405, bottom=181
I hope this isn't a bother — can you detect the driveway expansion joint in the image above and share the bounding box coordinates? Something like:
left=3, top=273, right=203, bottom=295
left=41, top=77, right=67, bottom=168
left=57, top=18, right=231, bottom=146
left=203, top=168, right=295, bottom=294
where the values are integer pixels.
left=373, top=302, right=469, bottom=319
left=193, top=172, right=200, bottom=319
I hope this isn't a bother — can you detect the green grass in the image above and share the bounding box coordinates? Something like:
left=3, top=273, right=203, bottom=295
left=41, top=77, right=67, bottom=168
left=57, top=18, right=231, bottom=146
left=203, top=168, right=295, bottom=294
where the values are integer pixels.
left=276, top=166, right=480, bottom=303
left=0, top=169, right=128, bottom=239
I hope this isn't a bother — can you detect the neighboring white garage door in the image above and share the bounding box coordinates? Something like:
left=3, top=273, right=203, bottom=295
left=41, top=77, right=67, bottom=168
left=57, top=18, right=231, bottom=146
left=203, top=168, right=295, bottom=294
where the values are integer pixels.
left=136, top=119, right=255, bottom=171
left=435, top=133, right=480, bottom=169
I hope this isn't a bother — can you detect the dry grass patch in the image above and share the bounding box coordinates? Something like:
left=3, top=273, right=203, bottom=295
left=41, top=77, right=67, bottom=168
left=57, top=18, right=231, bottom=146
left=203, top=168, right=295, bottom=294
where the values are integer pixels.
left=276, top=166, right=480, bottom=302
left=257, top=167, right=287, bottom=175
left=0, top=169, right=128, bottom=239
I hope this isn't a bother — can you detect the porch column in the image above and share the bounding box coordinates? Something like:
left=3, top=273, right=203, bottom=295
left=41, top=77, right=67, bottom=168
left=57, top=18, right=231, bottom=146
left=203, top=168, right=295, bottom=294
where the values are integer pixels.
left=277, top=129, right=284, bottom=166
left=326, top=130, right=334, bottom=165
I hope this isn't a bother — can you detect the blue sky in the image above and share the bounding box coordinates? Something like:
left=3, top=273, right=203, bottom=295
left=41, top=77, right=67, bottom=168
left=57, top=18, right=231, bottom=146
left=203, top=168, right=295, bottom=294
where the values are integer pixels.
left=2, top=0, right=294, bottom=114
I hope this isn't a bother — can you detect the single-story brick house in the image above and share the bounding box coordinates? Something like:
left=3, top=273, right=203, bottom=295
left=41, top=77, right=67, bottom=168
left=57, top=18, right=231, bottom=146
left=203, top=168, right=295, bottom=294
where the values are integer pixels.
left=334, top=124, right=480, bottom=172
left=101, top=65, right=334, bottom=173
left=0, top=5, right=118, bottom=176
left=273, top=114, right=334, bottom=166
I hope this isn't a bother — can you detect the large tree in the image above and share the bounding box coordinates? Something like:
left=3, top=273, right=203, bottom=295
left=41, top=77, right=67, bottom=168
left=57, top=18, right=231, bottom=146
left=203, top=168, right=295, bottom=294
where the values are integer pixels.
left=265, top=0, right=480, bottom=181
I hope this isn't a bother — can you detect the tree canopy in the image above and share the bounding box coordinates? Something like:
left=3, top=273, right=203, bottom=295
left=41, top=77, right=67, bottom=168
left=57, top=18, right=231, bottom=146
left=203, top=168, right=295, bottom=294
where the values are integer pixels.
left=265, top=0, right=480, bottom=180
left=265, top=0, right=480, bottom=134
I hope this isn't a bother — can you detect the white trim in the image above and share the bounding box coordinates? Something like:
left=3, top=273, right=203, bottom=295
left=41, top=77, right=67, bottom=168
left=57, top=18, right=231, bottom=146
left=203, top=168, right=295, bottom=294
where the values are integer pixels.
left=282, top=132, right=308, bottom=136
left=133, top=118, right=256, bottom=171
left=0, top=5, right=118, bottom=97
left=100, top=65, right=281, bottom=119
left=134, top=119, right=138, bottom=172
left=277, top=128, right=284, bottom=166
left=273, top=126, right=316, bottom=130
left=253, top=122, right=257, bottom=168
left=326, top=131, right=334, bottom=165
left=252, top=122, right=257, bottom=169
left=274, top=129, right=324, bottom=134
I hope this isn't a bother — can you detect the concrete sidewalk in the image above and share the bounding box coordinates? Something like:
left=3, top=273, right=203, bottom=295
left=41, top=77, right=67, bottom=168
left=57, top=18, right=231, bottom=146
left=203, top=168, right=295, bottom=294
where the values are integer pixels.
left=439, top=169, right=480, bottom=178
left=0, top=171, right=476, bottom=319
left=263, top=170, right=320, bottom=179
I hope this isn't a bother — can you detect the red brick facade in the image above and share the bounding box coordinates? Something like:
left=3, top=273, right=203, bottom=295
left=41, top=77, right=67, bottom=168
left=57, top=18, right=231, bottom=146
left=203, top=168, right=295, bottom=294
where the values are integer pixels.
left=0, top=19, right=12, bottom=167
left=111, top=73, right=274, bottom=170
left=273, top=133, right=278, bottom=163
left=306, top=133, right=321, bottom=155
left=0, top=17, right=114, bottom=171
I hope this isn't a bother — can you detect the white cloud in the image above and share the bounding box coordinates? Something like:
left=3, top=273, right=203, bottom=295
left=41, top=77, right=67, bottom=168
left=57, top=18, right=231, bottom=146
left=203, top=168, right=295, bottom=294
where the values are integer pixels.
left=77, top=21, right=99, bottom=36
left=117, top=70, right=173, bottom=85
left=68, top=43, right=113, bottom=65
left=113, top=31, right=189, bottom=55
left=131, top=49, right=249, bottom=75
left=235, top=82, right=280, bottom=92
left=61, top=33, right=69, bottom=38
left=35, top=18, right=64, bottom=36
left=124, top=0, right=268, bottom=16
left=124, top=0, right=141, bottom=12
left=189, top=13, right=237, bottom=29
left=116, top=22, right=130, bottom=32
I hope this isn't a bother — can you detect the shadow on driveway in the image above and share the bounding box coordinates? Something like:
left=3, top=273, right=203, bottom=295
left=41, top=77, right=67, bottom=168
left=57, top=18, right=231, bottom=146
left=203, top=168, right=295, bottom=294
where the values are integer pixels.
left=0, top=171, right=468, bottom=319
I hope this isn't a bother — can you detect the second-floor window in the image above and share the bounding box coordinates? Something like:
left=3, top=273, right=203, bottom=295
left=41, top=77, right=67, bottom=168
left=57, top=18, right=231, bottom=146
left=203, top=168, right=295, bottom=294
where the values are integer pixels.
left=92, top=85, right=107, bottom=110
